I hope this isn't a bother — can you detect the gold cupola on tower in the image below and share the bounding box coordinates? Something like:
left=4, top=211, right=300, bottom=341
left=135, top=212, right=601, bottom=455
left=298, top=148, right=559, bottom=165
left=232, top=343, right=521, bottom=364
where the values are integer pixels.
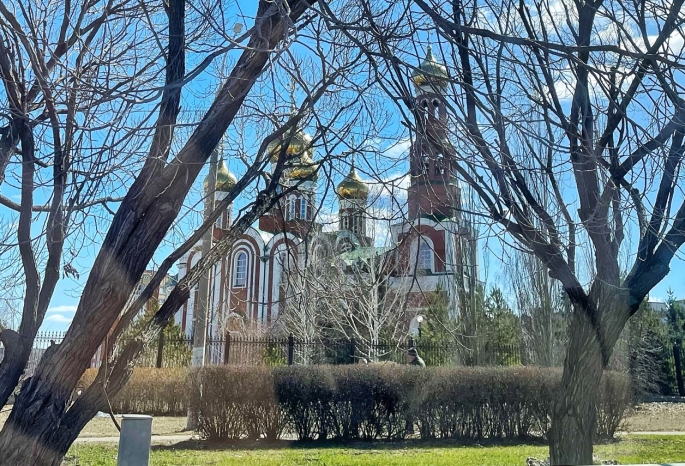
left=411, top=45, right=449, bottom=88
left=337, top=160, right=368, bottom=200
left=204, top=157, right=237, bottom=192
left=266, top=127, right=318, bottom=182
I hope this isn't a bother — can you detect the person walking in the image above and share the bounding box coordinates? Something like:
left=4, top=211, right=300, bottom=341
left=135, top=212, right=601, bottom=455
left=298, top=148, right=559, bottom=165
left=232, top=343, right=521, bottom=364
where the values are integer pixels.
left=406, top=347, right=425, bottom=367
left=405, top=346, right=425, bottom=436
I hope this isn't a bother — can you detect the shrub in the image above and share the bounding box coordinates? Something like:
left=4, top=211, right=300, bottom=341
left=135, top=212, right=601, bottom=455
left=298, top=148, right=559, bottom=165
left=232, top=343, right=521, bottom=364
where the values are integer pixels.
left=188, top=366, right=283, bottom=441
left=414, top=366, right=558, bottom=440
left=78, top=368, right=188, bottom=416
left=595, top=371, right=632, bottom=441
left=328, top=365, right=421, bottom=440
left=273, top=366, right=336, bottom=440
left=77, top=365, right=629, bottom=443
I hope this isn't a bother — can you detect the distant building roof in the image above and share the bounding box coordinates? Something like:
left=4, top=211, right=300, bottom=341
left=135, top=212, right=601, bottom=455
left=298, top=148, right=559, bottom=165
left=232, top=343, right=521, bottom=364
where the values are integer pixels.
left=340, top=246, right=390, bottom=266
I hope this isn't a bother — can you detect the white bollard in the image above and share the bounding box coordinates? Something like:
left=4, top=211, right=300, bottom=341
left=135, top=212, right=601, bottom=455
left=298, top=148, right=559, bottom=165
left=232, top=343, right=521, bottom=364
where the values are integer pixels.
left=117, top=414, right=153, bottom=466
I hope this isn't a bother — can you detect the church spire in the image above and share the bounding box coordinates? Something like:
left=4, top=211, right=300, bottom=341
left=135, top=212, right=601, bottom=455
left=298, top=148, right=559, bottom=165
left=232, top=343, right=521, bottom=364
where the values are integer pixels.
left=407, top=45, right=459, bottom=221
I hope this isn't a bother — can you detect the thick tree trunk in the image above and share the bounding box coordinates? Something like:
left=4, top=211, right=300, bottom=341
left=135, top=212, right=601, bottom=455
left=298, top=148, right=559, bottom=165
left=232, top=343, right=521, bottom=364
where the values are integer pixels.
left=549, top=302, right=624, bottom=465
left=0, top=330, right=31, bottom=407
left=549, top=316, right=602, bottom=465
left=0, top=375, right=72, bottom=466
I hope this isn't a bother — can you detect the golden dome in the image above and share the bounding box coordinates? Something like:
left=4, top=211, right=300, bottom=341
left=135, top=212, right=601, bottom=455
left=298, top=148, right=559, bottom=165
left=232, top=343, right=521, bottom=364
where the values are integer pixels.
left=337, top=164, right=368, bottom=200
left=204, top=158, right=237, bottom=192
left=266, top=127, right=318, bottom=182
left=285, top=151, right=319, bottom=182
left=266, top=129, right=313, bottom=163
left=411, top=46, right=449, bottom=87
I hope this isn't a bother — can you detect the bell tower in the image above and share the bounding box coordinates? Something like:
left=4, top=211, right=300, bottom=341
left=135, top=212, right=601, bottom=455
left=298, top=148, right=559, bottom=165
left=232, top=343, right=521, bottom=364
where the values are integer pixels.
left=258, top=127, right=320, bottom=237
left=407, top=46, right=460, bottom=220
left=336, top=154, right=369, bottom=240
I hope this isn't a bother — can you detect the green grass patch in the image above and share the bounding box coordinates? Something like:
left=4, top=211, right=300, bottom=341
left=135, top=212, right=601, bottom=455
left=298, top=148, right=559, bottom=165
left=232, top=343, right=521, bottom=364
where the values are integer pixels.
left=63, top=436, right=685, bottom=465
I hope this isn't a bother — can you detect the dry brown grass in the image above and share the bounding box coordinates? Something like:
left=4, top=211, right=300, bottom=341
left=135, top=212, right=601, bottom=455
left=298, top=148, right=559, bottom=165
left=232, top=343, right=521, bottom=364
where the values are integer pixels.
left=622, top=403, right=685, bottom=432
left=1, top=409, right=186, bottom=438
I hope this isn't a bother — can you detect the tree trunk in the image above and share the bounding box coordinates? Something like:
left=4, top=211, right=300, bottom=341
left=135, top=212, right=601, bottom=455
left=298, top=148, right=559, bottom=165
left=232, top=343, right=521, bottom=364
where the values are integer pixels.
left=0, top=375, right=73, bottom=466
left=549, top=307, right=604, bottom=466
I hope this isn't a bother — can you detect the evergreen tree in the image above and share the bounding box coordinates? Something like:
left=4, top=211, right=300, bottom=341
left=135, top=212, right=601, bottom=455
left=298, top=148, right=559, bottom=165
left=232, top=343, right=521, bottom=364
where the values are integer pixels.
left=483, top=288, right=523, bottom=365
left=120, top=299, right=190, bottom=367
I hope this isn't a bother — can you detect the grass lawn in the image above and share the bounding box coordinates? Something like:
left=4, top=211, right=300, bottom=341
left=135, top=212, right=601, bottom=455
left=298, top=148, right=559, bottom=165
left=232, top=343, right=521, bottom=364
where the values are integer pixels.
left=63, top=435, right=685, bottom=465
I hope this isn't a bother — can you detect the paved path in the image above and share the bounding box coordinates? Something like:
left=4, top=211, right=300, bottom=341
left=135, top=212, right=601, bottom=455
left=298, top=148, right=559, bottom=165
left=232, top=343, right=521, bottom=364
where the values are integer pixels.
left=625, top=431, right=685, bottom=436
left=74, top=431, right=685, bottom=445
left=74, top=434, right=192, bottom=444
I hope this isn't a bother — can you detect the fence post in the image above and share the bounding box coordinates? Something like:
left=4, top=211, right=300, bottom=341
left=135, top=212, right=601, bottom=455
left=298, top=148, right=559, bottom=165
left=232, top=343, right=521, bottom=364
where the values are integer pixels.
left=155, top=330, right=165, bottom=369
left=287, top=334, right=294, bottom=366
left=223, top=332, right=231, bottom=365
left=349, top=337, right=356, bottom=364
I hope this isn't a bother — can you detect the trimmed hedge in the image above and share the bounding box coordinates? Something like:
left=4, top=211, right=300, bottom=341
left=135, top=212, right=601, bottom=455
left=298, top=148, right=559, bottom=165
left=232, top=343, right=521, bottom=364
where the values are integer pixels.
left=187, top=366, right=285, bottom=441
left=79, top=365, right=630, bottom=442
left=188, top=365, right=631, bottom=442
left=79, top=368, right=188, bottom=416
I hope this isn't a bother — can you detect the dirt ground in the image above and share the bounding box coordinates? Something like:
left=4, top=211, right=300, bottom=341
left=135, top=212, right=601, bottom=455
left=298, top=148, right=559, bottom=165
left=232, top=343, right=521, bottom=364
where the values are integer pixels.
left=0, top=410, right=187, bottom=438
left=622, top=403, right=685, bottom=432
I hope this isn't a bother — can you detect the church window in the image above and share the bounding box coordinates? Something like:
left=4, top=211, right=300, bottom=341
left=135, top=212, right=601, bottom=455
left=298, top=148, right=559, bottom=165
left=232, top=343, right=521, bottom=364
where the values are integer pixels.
left=300, top=196, right=308, bottom=220
left=422, top=155, right=430, bottom=174
left=418, top=241, right=433, bottom=272
left=289, top=196, right=296, bottom=220
left=234, top=252, right=247, bottom=287
left=435, top=156, right=444, bottom=175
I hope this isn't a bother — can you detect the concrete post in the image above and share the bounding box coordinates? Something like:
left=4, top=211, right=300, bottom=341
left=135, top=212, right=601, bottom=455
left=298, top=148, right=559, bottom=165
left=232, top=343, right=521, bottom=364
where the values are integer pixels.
left=117, top=414, right=153, bottom=466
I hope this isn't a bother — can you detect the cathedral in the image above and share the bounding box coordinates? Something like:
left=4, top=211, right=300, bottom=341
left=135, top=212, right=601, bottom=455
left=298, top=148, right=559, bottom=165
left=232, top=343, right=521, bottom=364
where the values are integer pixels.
left=174, top=47, right=478, bottom=341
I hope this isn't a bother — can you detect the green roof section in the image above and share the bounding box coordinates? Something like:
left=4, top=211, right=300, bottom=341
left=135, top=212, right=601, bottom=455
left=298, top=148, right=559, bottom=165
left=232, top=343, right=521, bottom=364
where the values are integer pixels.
left=339, top=246, right=391, bottom=265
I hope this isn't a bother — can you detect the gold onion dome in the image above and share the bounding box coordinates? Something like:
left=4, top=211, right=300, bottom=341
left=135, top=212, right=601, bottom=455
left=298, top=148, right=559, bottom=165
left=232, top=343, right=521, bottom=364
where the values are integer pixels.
left=285, top=151, right=319, bottom=182
left=337, top=163, right=368, bottom=200
left=266, top=128, right=318, bottom=182
left=411, top=45, right=449, bottom=87
left=204, top=158, right=237, bottom=192
left=266, top=129, right=314, bottom=163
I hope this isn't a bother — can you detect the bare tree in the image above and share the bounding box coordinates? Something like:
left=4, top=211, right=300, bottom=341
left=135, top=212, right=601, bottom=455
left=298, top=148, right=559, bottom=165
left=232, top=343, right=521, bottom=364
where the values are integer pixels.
left=0, top=1, right=322, bottom=463
left=319, top=0, right=685, bottom=463
left=279, top=241, right=409, bottom=363
left=509, top=250, right=569, bottom=367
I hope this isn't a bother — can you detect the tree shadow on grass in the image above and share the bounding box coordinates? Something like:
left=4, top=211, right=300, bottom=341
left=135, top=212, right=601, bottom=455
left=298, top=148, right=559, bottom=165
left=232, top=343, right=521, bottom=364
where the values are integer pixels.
left=153, top=436, right=548, bottom=453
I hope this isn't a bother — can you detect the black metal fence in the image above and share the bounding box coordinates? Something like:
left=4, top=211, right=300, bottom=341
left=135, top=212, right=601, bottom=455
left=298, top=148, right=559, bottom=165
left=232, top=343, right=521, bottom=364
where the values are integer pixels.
left=6, top=332, right=685, bottom=398
left=19, top=332, right=526, bottom=369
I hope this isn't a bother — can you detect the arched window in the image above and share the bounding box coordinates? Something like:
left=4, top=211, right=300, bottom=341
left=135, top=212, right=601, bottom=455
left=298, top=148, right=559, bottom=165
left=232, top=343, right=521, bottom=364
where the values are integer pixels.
left=435, top=156, right=444, bottom=175
left=234, top=252, right=247, bottom=287
left=418, top=241, right=433, bottom=272
left=422, top=155, right=430, bottom=174
left=300, top=196, right=308, bottom=220
left=289, top=195, right=296, bottom=220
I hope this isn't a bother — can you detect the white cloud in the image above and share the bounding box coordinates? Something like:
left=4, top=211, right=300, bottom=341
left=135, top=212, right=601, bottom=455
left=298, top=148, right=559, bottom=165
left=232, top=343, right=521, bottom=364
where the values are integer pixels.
left=648, top=32, right=685, bottom=58
left=47, top=305, right=77, bottom=314
left=45, top=314, right=73, bottom=323
left=382, top=139, right=411, bottom=160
